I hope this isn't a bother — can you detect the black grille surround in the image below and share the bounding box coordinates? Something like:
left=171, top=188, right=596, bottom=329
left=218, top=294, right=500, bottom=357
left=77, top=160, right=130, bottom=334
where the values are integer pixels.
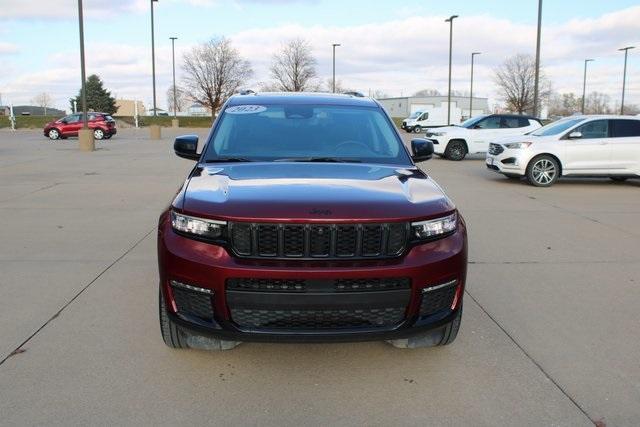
left=488, top=143, right=504, bottom=155
left=226, top=278, right=411, bottom=331
left=228, top=222, right=408, bottom=260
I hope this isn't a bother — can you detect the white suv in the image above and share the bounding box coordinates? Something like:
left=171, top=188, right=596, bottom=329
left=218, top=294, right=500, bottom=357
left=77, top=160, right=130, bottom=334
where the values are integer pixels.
left=427, top=114, right=542, bottom=160
left=486, top=115, right=640, bottom=187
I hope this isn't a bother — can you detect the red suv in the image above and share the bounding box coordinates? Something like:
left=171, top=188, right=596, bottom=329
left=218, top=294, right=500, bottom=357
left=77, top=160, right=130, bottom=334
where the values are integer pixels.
left=158, top=93, right=467, bottom=351
left=44, top=112, right=117, bottom=140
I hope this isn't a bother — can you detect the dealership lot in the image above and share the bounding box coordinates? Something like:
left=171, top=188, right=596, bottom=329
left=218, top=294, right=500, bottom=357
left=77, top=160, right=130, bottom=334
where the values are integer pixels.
left=0, top=129, right=638, bottom=426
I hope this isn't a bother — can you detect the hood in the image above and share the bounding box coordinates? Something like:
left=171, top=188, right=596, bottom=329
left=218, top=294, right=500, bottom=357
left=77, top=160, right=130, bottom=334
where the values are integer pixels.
left=429, top=125, right=466, bottom=135
left=177, top=163, right=454, bottom=221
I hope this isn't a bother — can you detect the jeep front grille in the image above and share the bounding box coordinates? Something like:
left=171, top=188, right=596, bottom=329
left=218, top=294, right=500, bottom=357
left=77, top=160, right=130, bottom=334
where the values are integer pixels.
left=488, top=143, right=504, bottom=155
left=228, top=222, right=408, bottom=260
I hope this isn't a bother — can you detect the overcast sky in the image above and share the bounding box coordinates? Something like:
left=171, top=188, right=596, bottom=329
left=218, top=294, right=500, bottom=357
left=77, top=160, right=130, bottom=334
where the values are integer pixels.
left=0, top=0, right=638, bottom=112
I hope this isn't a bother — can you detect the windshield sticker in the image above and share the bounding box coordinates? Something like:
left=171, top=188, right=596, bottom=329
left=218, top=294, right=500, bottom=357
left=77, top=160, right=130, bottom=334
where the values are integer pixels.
left=226, top=105, right=267, bottom=114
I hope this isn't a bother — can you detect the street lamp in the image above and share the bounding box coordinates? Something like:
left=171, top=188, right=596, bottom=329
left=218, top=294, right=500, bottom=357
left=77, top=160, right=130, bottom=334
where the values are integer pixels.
left=581, top=59, right=594, bottom=114
left=469, top=52, right=481, bottom=120
left=445, top=15, right=458, bottom=125
left=533, top=0, right=543, bottom=117
left=170, top=36, right=178, bottom=117
left=76, top=0, right=94, bottom=151
left=332, top=43, right=341, bottom=93
left=619, top=46, right=635, bottom=115
left=150, top=0, right=158, bottom=117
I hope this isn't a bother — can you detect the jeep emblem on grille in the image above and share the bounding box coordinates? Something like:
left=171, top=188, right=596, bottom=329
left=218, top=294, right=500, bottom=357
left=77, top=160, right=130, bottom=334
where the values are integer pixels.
left=309, top=208, right=332, bottom=216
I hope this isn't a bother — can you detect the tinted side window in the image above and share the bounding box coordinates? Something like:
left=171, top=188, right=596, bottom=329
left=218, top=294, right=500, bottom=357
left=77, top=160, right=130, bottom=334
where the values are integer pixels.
left=420, top=112, right=429, bottom=121
left=476, top=116, right=501, bottom=129
left=519, top=118, right=532, bottom=127
left=67, top=114, right=81, bottom=123
left=574, top=120, right=609, bottom=139
left=501, top=117, right=520, bottom=128
left=611, top=119, right=640, bottom=138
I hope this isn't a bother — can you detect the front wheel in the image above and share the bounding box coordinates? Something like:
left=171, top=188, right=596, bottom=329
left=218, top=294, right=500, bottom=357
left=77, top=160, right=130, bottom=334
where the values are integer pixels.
left=93, top=128, right=105, bottom=140
left=413, top=125, right=422, bottom=133
left=444, top=140, right=467, bottom=161
left=48, top=129, right=60, bottom=140
left=526, top=155, right=560, bottom=187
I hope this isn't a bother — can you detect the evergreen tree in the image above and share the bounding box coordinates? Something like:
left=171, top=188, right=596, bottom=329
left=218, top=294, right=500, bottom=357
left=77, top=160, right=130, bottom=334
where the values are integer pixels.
left=70, top=74, right=118, bottom=115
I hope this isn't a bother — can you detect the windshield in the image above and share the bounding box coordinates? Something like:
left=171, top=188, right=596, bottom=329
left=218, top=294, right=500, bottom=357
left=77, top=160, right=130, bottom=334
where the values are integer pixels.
left=203, top=104, right=411, bottom=165
left=530, top=117, right=586, bottom=136
left=408, top=111, right=422, bottom=119
left=459, top=115, right=488, bottom=128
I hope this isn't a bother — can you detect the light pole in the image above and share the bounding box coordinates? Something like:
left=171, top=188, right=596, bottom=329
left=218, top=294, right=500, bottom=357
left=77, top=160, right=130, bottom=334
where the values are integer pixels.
left=150, top=0, right=158, bottom=117
left=619, top=46, right=635, bottom=115
left=469, top=52, right=481, bottom=120
left=533, top=0, right=542, bottom=117
left=332, top=43, right=341, bottom=93
left=581, top=59, right=593, bottom=114
left=77, top=0, right=93, bottom=151
left=445, top=15, right=458, bottom=125
left=170, top=36, right=177, bottom=117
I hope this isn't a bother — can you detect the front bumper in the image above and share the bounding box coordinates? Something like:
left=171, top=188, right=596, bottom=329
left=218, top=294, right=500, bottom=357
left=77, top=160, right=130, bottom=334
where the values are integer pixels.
left=486, top=148, right=531, bottom=175
left=157, top=212, right=468, bottom=343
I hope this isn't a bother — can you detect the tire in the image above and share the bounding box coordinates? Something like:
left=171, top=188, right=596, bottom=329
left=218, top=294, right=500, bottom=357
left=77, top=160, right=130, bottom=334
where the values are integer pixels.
left=159, top=289, right=188, bottom=349
left=413, top=125, right=422, bottom=133
left=444, top=140, right=467, bottom=161
left=387, top=304, right=463, bottom=348
left=610, top=177, right=628, bottom=182
left=93, top=128, right=105, bottom=140
left=526, top=155, right=560, bottom=187
left=48, top=129, right=60, bottom=140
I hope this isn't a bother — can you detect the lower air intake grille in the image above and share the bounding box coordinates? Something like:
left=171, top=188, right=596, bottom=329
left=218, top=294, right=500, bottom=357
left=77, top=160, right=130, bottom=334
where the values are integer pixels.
left=171, top=285, right=214, bottom=322
left=420, top=282, right=458, bottom=316
left=230, top=307, right=405, bottom=329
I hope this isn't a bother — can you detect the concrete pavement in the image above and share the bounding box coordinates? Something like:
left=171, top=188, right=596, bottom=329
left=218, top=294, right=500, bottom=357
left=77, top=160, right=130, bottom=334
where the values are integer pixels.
left=0, top=128, right=638, bottom=426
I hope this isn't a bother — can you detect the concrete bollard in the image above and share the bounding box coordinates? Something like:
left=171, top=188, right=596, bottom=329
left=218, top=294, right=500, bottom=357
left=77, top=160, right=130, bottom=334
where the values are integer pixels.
left=150, top=124, right=162, bottom=140
left=171, top=119, right=179, bottom=128
left=78, top=129, right=95, bottom=152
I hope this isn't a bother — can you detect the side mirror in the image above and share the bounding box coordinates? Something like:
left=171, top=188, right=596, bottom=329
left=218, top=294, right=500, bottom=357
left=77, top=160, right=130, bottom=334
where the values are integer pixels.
left=174, top=135, right=199, bottom=160
left=411, top=138, right=434, bottom=162
left=568, top=131, right=582, bottom=139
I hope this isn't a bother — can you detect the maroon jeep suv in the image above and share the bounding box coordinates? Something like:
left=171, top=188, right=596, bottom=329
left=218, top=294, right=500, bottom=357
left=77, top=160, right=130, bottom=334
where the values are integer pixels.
left=157, top=93, right=467, bottom=350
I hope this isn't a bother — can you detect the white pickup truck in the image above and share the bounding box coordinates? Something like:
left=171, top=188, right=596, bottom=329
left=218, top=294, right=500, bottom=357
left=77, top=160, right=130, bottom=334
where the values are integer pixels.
left=426, top=114, right=542, bottom=160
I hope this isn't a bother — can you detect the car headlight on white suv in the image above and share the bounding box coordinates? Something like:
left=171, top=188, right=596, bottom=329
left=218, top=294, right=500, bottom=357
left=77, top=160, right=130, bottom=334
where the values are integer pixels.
left=411, top=212, right=457, bottom=241
left=171, top=210, right=226, bottom=240
left=504, top=142, right=532, bottom=149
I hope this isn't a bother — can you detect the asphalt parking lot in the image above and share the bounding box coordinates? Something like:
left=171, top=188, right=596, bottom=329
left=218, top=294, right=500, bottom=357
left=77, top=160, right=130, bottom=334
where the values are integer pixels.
left=1, top=128, right=638, bottom=426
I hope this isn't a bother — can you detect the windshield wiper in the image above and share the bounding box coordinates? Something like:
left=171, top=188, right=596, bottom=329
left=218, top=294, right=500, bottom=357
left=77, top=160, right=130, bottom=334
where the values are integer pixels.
left=204, top=157, right=253, bottom=163
left=274, top=157, right=361, bottom=163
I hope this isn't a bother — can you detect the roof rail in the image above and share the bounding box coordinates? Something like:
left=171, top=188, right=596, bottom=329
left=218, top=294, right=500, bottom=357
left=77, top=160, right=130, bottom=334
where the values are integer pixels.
left=239, top=89, right=256, bottom=95
left=342, top=91, right=365, bottom=98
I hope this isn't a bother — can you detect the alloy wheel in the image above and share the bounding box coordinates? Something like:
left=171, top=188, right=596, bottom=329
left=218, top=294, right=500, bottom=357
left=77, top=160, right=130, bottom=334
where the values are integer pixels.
left=531, top=159, right=557, bottom=185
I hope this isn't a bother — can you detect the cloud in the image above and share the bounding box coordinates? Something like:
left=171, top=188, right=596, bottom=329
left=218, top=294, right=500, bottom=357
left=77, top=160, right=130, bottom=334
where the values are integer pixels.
left=0, top=42, right=18, bottom=55
left=0, top=0, right=148, bottom=19
left=0, top=5, right=638, bottom=110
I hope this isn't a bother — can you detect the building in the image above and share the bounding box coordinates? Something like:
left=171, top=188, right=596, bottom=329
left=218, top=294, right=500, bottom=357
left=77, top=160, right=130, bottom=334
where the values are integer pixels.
left=114, top=99, right=145, bottom=117
left=187, top=103, right=210, bottom=117
left=377, top=96, right=490, bottom=123
left=6, top=105, right=66, bottom=116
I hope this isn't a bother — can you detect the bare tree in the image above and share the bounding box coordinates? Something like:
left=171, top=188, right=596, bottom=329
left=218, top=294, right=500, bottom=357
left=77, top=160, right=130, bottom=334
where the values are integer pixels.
left=166, top=84, right=188, bottom=113
left=182, top=38, right=253, bottom=114
left=413, top=88, right=441, bottom=97
left=584, top=91, right=613, bottom=114
left=324, top=78, right=353, bottom=94
left=371, top=90, right=388, bottom=99
left=270, top=38, right=318, bottom=92
left=547, top=92, right=580, bottom=116
left=493, top=54, right=551, bottom=114
left=32, top=92, right=52, bottom=116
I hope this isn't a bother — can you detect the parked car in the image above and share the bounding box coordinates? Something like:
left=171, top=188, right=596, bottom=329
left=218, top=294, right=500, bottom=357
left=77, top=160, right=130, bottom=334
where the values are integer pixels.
left=486, top=115, right=640, bottom=187
left=426, top=114, right=542, bottom=160
left=43, top=112, right=116, bottom=140
left=157, top=92, right=468, bottom=351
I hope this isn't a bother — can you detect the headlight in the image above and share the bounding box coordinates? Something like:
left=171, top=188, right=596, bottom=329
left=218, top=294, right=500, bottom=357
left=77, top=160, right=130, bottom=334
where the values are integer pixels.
left=504, top=142, right=532, bottom=149
left=411, top=212, right=457, bottom=240
left=171, top=210, right=226, bottom=240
